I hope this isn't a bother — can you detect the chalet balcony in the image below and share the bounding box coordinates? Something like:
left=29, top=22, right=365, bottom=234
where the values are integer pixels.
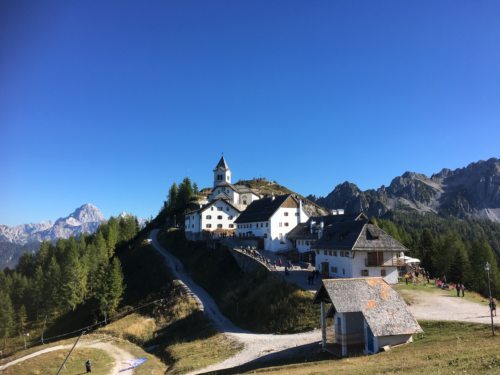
left=365, top=252, right=399, bottom=267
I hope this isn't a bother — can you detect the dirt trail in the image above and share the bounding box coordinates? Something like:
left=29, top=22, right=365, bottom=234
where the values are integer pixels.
left=0, top=336, right=136, bottom=374
left=404, top=290, right=496, bottom=324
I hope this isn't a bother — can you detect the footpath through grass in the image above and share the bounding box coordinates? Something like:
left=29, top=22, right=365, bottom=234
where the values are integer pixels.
left=1, top=347, right=114, bottom=375
left=158, top=229, right=320, bottom=334
left=248, top=321, right=500, bottom=375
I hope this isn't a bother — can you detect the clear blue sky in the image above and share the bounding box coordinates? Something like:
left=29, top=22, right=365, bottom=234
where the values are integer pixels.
left=1, top=1, right=499, bottom=225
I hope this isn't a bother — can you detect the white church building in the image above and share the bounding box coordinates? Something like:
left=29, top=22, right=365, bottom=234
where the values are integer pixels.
left=185, top=156, right=261, bottom=239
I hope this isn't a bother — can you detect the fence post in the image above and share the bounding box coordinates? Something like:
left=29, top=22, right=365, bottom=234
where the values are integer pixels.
left=56, top=330, right=85, bottom=375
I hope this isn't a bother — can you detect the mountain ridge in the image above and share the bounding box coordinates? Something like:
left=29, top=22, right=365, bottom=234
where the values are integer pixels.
left=310, top=157, right=500, bottom=222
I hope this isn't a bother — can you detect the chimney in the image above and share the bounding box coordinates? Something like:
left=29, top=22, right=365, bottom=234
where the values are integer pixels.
left=310, top=220, right=316, bottom=234
left=318, top=221, right=324, bottom=239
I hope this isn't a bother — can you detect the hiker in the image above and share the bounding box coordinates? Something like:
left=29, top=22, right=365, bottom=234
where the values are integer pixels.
left=490, top=298, right=497, bottom=317
left=404, top=273, right=410, bottom=285
left=456, top=283, right=461, bottom=297
left=460, top=283, right=465, bottom=297
left=85, top=359, right=92, bottom=373
left=426, top=271, right=430, bottom=284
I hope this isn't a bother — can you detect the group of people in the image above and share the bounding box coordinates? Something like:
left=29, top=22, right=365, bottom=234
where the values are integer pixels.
left=403, top=265, right=430, bottom=285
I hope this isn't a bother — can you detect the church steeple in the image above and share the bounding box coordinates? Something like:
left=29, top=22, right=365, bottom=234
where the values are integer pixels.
left=213, top=155, right=231, bottom=187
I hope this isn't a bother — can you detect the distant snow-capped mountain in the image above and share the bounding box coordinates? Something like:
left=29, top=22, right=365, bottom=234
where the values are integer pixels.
left=0, top=203, right=105, bottom=245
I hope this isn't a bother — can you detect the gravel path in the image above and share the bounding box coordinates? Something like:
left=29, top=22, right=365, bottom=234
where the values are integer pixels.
left=404, top=290, right=497, bottom=325
left=0, top=336, right=136, bottom=374
left=150, top=229, right=321, bottom=375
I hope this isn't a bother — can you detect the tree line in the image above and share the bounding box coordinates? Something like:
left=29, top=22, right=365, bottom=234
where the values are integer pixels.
left=375, top=211, right=500, bottom=298
left=0, top=216, right=139, bottom=341
left=155, top=177, right=199, bottom=227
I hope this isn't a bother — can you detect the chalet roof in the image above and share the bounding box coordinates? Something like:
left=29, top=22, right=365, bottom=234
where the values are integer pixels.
left=287, top=213, right=368, bottom=240
left=233, top=184, right=261, bottom=196
left=313, top=222, right=408, bottom=252
left=186, top=198, right=241, bottom=215
left=313, top=278, right=422, bottom=337
left=214, top=156, right=229, bottom=171
left=234, top=194, right=295, bottom=223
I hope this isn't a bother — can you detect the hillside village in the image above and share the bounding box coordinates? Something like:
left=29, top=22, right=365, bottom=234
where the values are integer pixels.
left=185, top=156, right=411, bottom=285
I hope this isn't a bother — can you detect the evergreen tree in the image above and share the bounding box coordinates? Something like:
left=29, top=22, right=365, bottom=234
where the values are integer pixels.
left=17, top=305, right=27, bottom=334
left=61, top=247, right=87, bottom=311
left=0, top=292, right=15, bottom=338
left=104, top=218, right=119, bottom=257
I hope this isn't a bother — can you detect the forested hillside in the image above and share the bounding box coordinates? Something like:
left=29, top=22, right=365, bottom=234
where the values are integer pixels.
left=376, top=212, right=500, bottom=298
left=0, top=216, right=138, bottom=349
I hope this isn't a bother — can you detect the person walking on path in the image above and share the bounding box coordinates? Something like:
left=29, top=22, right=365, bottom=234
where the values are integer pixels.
left=85, top=359, right=92, bottom=373
left=456, top=283, right=461, bottom=297
left=461, top=283, right=465, bottom=297
left=490, top=298, right=497, bottom=317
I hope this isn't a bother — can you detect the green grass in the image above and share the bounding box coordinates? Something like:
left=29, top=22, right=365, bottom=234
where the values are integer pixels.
left=246, top=321, right=500, bottom=375
left=1, top=347, right=114, bottom=375
left=158, top=229, right=320, bottom=333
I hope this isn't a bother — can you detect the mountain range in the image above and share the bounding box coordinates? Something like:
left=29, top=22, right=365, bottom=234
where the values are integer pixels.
left=309, top=157, right=500, bottom=222
left=0, top=204, right=106, bottom=269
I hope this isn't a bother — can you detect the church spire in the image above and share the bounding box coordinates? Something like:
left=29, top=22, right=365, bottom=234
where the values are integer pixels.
left=214, top=155, right=229, bottom=171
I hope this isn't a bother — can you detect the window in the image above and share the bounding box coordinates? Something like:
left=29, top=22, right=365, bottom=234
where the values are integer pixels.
left=361, top=270, right=369, bottom=277
left=340, top=251, right=344, bottom=257
left=206, top=215, right=212, bottom=219
left=333, top=251, right=337, bottom=256
left=331, top=266, right=337, bottom=273
left=217, top=224, right=223, bottom=228
left=284, top=212, right=289, bottom=216
left=228, top=216, right=233, bottom=220
left=266, top=222, right=269, bottom=227
left=192, top=224, right=194, bottom=228
left=229, top=224, right=234, bottom=228
left=345, top=251, right=350, bottom=257
left=328, top=250, right=333, bottom=256
left=211, top=207, right=214, bottom=211
left=217, top=215, right=222, bottom=220
left=323, top=250, right=327, bottom=255
left=226, top=207, right=229, bottom=211
left=264, top=233, right=267, bottom=238
left=381, top=269, right=386, bottom=277
left=342, top=268, right=345, bottom=275
left=284, top=222, right=289, bottom=227
left=206, top=224, right=212, bottom=228
left=217, top=207, right=223, bottom=211
left=243, top=200, right=247, bottom=205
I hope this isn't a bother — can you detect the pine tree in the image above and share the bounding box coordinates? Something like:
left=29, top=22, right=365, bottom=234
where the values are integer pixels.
left=61, top=247, right=87, bottom=311
left=104, top=218, right=119, bottom=257
left=17, top=305, right=27, bottom=335
left=0, top=292, right=15, bottom=339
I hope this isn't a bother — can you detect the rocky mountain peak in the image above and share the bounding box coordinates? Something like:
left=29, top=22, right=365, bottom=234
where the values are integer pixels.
left=69, top=203, right=105, bottom=223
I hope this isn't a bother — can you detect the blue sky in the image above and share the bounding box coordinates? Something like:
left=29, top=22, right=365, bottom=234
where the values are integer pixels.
left=1, top=1, right=499, bottom=225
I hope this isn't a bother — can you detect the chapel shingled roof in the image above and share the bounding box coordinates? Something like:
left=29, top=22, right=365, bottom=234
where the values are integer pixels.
left=234, top=194, right=295, bottom=223
left=313, top=278, right=422, bottom=337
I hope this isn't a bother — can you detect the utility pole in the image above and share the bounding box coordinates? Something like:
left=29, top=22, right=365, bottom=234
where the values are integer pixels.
left=56, top=330, right=85, bottom=375
left=485, top=262, right=495, bottom=336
